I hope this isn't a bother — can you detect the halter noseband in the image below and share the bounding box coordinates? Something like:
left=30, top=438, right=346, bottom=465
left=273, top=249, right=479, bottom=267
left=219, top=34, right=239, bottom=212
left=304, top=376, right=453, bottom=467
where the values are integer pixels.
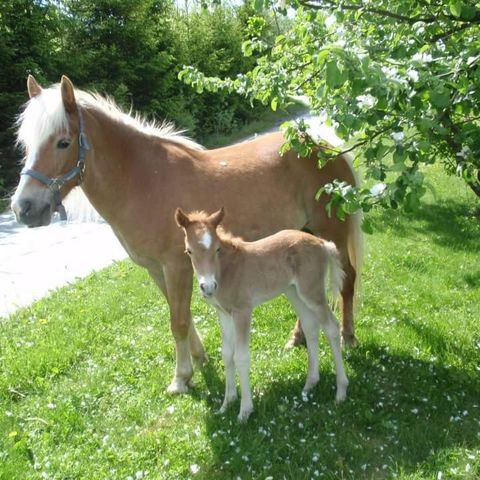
left=21, top=107, right=90, bottom=221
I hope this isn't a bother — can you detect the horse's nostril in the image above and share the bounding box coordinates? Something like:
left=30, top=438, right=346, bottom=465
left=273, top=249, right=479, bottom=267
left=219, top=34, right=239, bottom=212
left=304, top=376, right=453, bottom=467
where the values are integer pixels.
left=200, top=283, right=206, bottom=293
left=20, top=199, right=32, bottom=217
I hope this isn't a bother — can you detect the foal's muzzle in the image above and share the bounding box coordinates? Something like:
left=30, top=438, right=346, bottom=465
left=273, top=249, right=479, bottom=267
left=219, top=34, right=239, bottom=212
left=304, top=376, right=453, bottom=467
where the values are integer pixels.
left=200, top=280, right=217, bottom=297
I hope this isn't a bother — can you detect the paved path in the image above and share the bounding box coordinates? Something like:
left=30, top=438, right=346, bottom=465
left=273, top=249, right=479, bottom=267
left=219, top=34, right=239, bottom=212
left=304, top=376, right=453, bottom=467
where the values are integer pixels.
left=0, top=211, right=127, bottom=318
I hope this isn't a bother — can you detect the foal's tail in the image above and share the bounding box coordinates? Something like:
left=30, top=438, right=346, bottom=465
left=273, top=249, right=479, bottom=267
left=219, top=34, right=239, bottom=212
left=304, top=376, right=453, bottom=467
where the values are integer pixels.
left=323, top=241, right=345, bottom=299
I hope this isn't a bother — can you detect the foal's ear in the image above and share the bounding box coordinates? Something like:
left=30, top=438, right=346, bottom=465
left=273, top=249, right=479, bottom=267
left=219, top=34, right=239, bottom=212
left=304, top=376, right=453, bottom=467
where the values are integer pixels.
left=208, top=207, right=225, bottom=228
left=60, top=75, right=77, bottom=114
left=175, top=208, right=190, bottom=228
left=27, top=75, right=42, bottom=99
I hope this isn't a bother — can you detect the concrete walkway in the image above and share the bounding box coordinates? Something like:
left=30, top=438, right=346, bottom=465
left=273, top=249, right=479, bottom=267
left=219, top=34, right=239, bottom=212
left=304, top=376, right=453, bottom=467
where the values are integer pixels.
left=0, top=211, right=127, bottom=318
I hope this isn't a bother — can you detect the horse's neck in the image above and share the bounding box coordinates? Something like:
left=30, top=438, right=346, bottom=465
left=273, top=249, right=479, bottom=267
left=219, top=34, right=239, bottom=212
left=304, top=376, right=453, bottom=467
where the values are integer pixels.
left=80, top=109, right=158, bottom=226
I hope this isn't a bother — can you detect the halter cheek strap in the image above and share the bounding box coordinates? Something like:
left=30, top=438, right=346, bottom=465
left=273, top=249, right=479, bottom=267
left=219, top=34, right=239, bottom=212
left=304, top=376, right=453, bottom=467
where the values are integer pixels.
left=21, top=107, right=90, bottom=221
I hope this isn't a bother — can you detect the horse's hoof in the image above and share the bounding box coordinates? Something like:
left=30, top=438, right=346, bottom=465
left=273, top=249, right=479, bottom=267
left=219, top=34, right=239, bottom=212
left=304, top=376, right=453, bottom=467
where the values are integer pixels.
left=166, top=378, right=190, bottom=394
left=341, top=333, right=359, bottom=348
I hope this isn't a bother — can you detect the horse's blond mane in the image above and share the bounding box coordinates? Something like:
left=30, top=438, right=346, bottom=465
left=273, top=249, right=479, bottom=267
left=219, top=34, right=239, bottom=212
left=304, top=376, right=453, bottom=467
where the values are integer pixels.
left=16, top=83, right=204, bottom=152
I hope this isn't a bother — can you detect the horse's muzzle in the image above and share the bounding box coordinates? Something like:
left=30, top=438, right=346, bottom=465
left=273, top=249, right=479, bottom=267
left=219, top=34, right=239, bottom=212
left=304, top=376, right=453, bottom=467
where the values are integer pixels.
left=12, top=197, right=52, bottom=227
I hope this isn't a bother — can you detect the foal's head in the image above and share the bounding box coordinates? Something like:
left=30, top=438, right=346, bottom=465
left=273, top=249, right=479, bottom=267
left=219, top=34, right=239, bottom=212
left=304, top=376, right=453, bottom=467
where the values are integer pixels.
left=175, top=208, right=225, bottom=298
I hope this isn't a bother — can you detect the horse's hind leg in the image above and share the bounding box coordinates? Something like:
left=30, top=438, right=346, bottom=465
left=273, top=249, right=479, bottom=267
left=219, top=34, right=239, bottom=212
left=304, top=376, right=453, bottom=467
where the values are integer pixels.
left=340, top=257, right=357, bottom=347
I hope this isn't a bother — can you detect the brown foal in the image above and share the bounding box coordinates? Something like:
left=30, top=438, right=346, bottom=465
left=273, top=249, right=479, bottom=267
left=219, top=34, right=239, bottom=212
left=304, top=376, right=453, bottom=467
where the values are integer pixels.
left=176, top=208, right=349, bottom=421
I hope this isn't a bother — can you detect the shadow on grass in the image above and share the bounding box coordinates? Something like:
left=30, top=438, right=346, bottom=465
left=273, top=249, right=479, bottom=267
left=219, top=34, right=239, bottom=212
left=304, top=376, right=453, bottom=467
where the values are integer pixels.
left=198, top=343, right=479, bottom=479
left=370, top=198, right=480, bottom=253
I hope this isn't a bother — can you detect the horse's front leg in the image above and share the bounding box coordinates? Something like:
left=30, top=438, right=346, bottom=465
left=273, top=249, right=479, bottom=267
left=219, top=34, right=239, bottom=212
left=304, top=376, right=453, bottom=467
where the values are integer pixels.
left=163, top=259, right=206, bottom=393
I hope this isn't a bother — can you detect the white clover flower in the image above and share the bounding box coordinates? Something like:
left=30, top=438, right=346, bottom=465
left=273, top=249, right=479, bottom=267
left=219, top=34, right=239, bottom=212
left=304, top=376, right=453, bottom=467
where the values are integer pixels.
left=190, top=464, right=200, bottom=475
left=356, top=94, right=377, bottom=109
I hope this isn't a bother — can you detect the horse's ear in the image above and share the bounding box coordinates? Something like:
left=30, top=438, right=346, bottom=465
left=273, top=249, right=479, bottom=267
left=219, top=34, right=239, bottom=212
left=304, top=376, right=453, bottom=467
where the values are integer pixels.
left=60, top=75, right=77, bottom=114
left=209, top=207, right=225, bottom=228
left=27, top=75, right=42, bottom=98
left=175, top=208, right=190, bottom=229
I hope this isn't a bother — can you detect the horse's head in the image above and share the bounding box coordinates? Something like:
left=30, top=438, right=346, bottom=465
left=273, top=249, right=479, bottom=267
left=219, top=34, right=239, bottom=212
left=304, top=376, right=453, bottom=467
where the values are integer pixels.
left=175, top=207, right=225, bottom=298
left=11, top=75, right=88, bottom=227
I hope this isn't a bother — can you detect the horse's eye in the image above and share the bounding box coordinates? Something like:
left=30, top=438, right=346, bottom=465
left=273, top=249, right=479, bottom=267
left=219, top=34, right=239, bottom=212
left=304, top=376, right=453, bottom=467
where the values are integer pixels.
left=57, top=139, right=71, bottom=149
left=216, top=247, right=221, bottom=254
left=185, top=248, right=192, bottom=255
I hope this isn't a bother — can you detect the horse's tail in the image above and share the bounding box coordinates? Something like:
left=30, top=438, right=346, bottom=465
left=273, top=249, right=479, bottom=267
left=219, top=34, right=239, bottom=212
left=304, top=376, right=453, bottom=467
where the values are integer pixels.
left=323, top=241, right=345, bottom=299
left=344, top=153, right=364, bottom=311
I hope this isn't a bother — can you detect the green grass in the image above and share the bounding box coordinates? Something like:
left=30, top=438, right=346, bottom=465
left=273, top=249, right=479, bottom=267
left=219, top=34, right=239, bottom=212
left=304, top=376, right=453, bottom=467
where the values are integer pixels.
left=1, top=164, right=479, bottom=480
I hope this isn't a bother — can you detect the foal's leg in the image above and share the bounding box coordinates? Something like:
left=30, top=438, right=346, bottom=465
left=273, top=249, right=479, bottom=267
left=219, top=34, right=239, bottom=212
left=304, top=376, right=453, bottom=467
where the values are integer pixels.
left=319, top=305, right=348, bottom=402
left=232, top=309, right=253, bottom=422
left=217, top=311, right=237, bottom=413
left=286, top=288, right=320, bottom=391
left=162, top=260, right=202, bottom=393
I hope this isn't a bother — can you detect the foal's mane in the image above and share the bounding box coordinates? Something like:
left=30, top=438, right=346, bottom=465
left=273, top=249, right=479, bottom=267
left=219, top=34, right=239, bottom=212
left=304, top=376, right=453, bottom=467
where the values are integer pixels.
left=16, top=83, right=204, bottom=153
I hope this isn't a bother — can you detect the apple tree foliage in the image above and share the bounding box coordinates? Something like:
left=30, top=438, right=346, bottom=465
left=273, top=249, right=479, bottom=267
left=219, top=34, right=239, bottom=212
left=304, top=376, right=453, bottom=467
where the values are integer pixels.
left=180, top=0, right=480, bottom=223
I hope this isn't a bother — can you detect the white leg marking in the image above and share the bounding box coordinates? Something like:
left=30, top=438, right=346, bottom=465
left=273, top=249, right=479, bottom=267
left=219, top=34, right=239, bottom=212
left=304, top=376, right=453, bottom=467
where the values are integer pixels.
left=218, top=312, right=237, bottom=413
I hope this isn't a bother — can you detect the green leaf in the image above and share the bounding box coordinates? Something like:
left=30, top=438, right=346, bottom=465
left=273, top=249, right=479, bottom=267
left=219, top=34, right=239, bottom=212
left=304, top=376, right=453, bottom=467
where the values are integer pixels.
left=361, top=218, right=374, bottom=234
left=242, top=40, right=253, bottom=57
left=449, top=0, right=463, bottom=17
left=326, top=61, right=341, bottom=89
left=271, top=97, right=278, bottom=111
left=430, top=87, right=451, bottom=108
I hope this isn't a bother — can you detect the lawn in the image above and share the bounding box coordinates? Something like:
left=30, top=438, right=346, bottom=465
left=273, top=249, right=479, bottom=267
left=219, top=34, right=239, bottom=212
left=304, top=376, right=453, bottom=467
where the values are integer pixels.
left=1, top=164, right=479, bottom=480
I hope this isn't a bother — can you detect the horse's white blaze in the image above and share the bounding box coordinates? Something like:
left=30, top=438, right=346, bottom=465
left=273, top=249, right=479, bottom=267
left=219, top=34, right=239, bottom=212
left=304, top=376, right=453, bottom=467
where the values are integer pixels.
left=199, top=231, right=212, bottom=249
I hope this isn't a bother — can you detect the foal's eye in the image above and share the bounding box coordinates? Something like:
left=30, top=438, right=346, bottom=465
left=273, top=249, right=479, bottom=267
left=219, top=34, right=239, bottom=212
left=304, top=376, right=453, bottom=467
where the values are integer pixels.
left=185, top=248, right=192, bottom=255
left=57, top=139, right=71, bottom=149
left=216, top=247, right=221, bottom=254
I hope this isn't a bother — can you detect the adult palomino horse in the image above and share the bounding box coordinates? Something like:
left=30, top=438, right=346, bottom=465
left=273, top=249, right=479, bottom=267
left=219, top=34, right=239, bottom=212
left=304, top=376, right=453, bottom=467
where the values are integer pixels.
left=176, top=208, right=348, bottom=422
left=11, top=75, right=362, bottom=394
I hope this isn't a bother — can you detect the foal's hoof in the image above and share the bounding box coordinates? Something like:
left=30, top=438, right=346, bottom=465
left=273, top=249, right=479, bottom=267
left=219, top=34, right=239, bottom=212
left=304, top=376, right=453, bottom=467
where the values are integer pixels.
left=341, top=333, right=359, bottom=348
left=237, top=407, right=253, bottom=423
left=166, top=377, right=191, bottom=394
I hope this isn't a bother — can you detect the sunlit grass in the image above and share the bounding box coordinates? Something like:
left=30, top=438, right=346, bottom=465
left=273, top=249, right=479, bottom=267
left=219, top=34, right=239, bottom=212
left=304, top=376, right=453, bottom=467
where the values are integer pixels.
left=1, top=164, right=479, bottom=479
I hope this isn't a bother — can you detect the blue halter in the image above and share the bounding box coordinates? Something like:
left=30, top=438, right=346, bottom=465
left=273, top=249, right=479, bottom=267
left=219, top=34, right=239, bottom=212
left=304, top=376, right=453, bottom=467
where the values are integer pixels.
left=21, top=107, right=90, bottom=221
